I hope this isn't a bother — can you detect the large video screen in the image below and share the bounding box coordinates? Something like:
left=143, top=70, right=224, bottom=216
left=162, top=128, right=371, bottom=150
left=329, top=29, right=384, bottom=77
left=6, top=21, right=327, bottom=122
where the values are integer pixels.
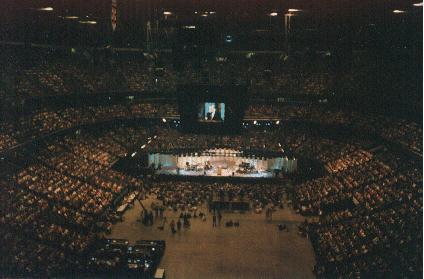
left=198, top=102, right=225, bottom=122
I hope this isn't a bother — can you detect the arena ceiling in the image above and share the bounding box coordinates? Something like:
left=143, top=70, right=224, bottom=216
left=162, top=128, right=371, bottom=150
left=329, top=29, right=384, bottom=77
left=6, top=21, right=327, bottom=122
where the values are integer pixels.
left=0, top=0, right=421, bottom=50
left=3, top=0, right=423, bottom=20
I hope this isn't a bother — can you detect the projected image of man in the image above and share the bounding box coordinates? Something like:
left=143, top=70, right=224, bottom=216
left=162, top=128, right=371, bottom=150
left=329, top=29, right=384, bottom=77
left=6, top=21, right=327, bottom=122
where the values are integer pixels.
left=199, top=102, right=225, bottom=122
left=206, top=103, right=216, bottom=120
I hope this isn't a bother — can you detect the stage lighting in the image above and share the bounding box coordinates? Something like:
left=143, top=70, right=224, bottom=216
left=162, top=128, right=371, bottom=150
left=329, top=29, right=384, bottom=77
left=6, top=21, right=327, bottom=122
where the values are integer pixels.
left=78, top=20, right=97, bottom=25
left=37, top=7, right=54, bottom=11
left=225, top=35, right=233, bottom=43
left=62, top=16, right=79, bottom=20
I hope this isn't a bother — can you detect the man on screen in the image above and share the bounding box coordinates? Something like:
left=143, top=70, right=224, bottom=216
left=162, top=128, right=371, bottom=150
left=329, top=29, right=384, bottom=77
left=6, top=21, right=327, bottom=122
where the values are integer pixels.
left=206, top=103, right=216, bottom=120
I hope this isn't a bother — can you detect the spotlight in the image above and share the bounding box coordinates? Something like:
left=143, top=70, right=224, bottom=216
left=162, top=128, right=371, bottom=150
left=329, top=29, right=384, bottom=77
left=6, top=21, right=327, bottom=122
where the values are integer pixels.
left=78, top=20, right=97, bottom=25
left=37, top=7, right=53, bottom=11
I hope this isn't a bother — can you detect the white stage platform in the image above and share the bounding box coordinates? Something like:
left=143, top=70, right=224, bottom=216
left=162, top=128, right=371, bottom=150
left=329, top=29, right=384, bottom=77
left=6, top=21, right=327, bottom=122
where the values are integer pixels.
left=156, top=167, right=274, bottom=178
left=149, top=148, right=297, bottom=178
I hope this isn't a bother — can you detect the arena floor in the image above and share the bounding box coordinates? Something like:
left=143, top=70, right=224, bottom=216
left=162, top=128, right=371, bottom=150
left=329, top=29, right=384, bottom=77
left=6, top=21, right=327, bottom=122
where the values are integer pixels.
left=107, top=194, right=316, bottom=279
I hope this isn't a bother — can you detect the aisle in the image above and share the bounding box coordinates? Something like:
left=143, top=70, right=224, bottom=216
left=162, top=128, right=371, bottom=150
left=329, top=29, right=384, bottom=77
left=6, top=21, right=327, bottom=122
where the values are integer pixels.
left=108, top=195, right=316, bottom=279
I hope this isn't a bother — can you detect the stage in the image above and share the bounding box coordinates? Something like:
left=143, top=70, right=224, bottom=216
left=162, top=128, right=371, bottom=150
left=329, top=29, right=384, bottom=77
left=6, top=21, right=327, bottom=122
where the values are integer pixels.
left=156, top=166, right=274, bottom=178
left=149, top=149, right=297, bottom=179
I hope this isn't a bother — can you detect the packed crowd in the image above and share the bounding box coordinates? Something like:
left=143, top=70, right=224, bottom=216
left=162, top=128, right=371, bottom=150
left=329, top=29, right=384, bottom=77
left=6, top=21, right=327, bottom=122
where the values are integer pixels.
left=3, top=76, right=422, bottom=156
left=0, top=179, right=96, bottom=275
left=11, top=50, right=334, bottom=98
left=151, top=181, right=285, bottom=212
left=0, top=110, right=421, bottom=277
left=244, top=104, right=423, bottom=154
left=0, top=125, right=147, bottom=276
left=0, top=101, right=177, bottom=152
left=295, top=147, right=422, bottom=277
left=16, top=58, right=126, bottom=96
left=250, top=72, right=333, bottom=97
left=244, top=104, right=283, bottom=119
left=1, top=102, right=420, bottom=162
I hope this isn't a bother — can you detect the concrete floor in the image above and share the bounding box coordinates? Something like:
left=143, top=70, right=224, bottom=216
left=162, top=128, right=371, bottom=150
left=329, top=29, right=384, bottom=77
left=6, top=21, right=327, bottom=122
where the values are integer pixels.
left=108, top=195, right=316, bottom=279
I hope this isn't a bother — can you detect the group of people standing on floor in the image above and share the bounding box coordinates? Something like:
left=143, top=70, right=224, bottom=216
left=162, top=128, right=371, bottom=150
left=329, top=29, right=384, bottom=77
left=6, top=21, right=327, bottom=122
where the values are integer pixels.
left=145, top=198, right=249, bottom=233
left=140, top=201, right=165, bottom=226
left=169, top=211, right=193, bottom=233
left=141, top=210, right=154, bottom=225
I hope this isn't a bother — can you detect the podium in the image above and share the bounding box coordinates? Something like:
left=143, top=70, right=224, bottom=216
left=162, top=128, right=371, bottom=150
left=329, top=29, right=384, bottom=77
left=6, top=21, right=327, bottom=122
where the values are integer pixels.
left=217, top=166, right=222, bottom=176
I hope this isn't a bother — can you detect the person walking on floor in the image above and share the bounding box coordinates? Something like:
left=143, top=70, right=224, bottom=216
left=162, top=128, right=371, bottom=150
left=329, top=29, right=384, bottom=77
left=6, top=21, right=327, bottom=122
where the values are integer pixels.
left=159, top=206, right=164, bottom=218
left=149, top=211, right=154, bottom=225
left=218, top=211, right=222, bottom=226
left=212, top=214, right=217, bottom=227
left=265, top=208, right=273, bottom=222
left=170, top=220, right=176, bottom=234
